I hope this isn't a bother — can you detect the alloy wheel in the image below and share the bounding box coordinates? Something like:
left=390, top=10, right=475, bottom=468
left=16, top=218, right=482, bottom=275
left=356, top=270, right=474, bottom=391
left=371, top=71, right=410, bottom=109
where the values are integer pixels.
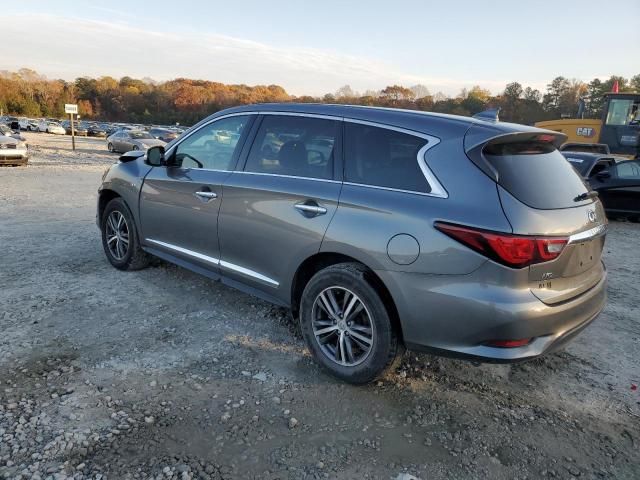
left=105, top=210, right=130, bottom=261
left=311, top=287, right=375, bottom=367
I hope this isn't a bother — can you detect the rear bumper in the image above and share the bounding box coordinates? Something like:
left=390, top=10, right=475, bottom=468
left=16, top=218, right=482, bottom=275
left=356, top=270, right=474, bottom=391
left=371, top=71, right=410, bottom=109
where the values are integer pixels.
left=377, top=263, right=607, bottom=362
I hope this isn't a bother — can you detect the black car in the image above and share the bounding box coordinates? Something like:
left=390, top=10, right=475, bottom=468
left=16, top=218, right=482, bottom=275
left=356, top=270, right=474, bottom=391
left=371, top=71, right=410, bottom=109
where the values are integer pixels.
left=87, top=124, right=107, bottom=137
left=564, top=152, right=640, bottom=221
left=560, top=142, right=610, bottom=155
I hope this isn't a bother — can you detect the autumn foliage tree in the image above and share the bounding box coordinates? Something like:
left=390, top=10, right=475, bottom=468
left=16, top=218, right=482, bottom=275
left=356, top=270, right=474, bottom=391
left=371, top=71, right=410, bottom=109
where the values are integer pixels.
left=0, top=69, right=638, bottom=127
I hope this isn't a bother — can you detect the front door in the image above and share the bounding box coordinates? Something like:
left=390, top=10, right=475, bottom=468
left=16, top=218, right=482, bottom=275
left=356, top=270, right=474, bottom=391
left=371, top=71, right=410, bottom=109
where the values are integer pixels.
left=218, top=114, right=342, bottom=301
left=139, top=114, right=254, bottom=272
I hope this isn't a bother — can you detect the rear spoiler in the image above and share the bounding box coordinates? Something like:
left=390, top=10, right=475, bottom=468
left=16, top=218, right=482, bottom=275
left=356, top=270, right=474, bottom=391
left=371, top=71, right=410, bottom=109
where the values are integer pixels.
left=464, top=126, right=568, bottom=182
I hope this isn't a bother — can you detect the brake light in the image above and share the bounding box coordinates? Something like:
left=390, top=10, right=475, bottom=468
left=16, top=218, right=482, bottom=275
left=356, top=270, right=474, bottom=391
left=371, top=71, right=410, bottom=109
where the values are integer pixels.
left=535, top=134, right=557, bottom=143
left=486, top=338, right=532, bottom=348
left=434, top=222, right=568, bottom=268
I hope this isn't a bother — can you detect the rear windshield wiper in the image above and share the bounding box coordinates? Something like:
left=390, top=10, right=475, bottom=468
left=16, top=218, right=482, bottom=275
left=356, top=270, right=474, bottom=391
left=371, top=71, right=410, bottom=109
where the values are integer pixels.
left=574, top=190, right=599, bottom=202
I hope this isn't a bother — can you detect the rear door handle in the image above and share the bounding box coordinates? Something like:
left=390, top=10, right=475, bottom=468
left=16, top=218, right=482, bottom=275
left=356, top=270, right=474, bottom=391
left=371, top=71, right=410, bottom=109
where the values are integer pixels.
left=195, top=191, right=217, bottom=199
left=294, top=202, right=327, bottom=216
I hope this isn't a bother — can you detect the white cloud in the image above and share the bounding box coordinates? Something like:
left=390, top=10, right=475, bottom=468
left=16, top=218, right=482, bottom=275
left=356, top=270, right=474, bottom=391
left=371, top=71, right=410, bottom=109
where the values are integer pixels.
left=2, top=14, right=515, bottom=96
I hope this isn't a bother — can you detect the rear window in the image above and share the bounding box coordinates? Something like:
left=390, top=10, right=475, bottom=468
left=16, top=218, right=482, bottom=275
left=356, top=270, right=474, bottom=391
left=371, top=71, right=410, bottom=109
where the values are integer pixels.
left=484, top=141, right=589, bottom=209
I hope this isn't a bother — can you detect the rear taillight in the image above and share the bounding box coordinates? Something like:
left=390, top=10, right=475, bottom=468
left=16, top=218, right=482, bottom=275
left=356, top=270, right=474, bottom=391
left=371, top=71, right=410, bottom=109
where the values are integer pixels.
left=434, top=222, right=568, bottom=268
left=486, top=338, right=532, bottom=348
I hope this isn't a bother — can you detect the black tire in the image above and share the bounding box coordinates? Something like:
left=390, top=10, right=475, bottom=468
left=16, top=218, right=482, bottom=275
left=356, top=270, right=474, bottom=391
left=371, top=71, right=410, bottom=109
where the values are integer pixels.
left=299, top=262, right=403, bottom=384
left=132, top=145, right=139, bottom=151
left=107, top=143, right=115, bottom=153
left=101, top=197, right=150, bottom=271
left=629, top=216, right=640, bottom=223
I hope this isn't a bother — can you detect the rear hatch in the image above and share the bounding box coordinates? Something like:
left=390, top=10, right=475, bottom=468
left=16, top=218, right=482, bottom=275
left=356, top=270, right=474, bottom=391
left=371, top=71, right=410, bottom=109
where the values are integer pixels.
left=465, top=127, right=607, bottom=305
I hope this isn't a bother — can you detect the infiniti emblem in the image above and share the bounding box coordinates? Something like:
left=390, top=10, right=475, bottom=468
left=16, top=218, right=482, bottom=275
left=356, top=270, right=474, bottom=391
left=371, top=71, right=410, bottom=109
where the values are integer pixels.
left=587, top=210, right=597, bottom=223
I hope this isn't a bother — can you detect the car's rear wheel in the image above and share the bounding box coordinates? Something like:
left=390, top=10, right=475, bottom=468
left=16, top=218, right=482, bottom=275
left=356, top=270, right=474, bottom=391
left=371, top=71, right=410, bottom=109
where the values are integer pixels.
left=101, top=197, right=150, bottom=271
left=299, top=263, right=402, bottom=384
left=132, top=145, right=139, bottom=151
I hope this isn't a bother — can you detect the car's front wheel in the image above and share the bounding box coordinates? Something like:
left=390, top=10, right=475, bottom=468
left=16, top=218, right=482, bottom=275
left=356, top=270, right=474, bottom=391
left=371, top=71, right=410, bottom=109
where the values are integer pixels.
left=101, top=197, right=150, bottom=271
left=299, top=263, right=403, bottom=384
left=107, top=143, right=115, bottom=153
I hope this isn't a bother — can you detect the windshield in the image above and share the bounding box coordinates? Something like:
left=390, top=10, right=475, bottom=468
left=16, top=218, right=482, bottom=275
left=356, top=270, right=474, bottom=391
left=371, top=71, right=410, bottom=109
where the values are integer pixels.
left=606, top=98, right=640, bottom=126
left=130, top=131, right=153, bottom=139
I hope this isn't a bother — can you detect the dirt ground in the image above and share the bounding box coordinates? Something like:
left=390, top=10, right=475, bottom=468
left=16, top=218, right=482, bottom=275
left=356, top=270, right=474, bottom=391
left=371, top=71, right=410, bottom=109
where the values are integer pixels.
left=0, top=132, right=639, bottom=480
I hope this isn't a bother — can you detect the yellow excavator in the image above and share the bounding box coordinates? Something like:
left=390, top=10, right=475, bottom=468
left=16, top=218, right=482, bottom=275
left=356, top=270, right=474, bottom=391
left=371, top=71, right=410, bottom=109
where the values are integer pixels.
left=535, top=92, right=640, bottom=158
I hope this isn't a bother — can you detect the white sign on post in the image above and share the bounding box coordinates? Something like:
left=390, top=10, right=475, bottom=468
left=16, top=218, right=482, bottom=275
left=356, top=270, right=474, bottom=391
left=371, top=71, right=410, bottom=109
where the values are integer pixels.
left=65, top=104, right=78, bottom=114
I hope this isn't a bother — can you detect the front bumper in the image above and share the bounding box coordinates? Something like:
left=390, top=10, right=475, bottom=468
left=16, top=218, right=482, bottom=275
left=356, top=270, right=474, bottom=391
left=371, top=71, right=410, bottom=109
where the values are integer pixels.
left=377, top=262, right=607, bottom=362
left=0, top=148, right=28, bottom=165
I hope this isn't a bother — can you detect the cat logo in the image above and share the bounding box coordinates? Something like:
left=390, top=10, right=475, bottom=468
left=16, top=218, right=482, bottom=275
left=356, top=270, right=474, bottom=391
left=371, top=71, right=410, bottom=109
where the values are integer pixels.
left=576, top=127, right=596, bottom=138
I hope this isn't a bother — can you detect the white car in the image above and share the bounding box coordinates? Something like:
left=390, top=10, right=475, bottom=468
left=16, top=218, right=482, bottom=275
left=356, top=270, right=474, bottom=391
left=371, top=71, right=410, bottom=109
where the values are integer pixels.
left=38, top=120, right=65, bottom=135
left=0, top=136, right=28, bottom=166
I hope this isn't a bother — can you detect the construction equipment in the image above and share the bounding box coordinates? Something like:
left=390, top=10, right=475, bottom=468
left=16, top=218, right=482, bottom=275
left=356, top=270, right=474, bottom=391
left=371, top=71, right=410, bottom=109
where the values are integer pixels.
left=535, top=92, right=640, bottom=158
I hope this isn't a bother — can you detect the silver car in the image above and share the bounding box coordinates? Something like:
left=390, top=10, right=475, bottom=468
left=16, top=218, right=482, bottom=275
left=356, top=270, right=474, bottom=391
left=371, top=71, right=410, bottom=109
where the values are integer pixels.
left=97, top=104, right=607, bottom=384
left=107, top=130, right=166, bottom=153
left=0, top=135, right=28, bottom=166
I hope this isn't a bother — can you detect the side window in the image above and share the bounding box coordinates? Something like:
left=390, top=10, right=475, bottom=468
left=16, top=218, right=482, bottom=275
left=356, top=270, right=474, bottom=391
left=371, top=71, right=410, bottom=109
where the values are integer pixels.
left=344, top=123, right=431, bottom=193
left=175, top=115, right=250, bottom=170
left=244, top=115, right=337, bottom=180
left=612, top=161, right=640, bottom=179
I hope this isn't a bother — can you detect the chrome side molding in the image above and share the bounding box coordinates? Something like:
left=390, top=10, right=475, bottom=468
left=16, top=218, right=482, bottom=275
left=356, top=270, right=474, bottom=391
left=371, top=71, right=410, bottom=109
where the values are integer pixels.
left=145, top=238, right=279, bottom=286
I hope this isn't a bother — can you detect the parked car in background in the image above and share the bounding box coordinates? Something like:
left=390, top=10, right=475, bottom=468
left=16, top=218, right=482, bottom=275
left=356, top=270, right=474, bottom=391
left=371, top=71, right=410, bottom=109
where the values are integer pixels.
left=0, top=135, right=28, bottom=166
left=565, top=152, right=640, bottom=222
left=87, top=124, right=107, bottom=137
left=61, top=121, right=88, bottom=136
left=560, top=142, right=611, bottom=155
left=149, top=127, right=179, bottom=143
left=18, top=118, right=39, bottom=131
left=97, top=104, right=608, bottom=384
left=106, top=130, right=166, bottom=153
left=0, top=124, right=26, bottom=141
left=37, top=120, right=65, bottom=135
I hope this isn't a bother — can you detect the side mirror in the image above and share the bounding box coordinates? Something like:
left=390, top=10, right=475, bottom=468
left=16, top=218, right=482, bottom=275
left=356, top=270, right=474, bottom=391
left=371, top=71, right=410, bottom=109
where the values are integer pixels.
left=146, top=145, right=165, bottom=166
left=596, top=169, right=611, bottom=180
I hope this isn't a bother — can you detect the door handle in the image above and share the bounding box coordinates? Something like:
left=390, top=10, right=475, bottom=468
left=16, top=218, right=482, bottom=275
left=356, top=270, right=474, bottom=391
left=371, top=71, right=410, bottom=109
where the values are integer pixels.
left=195, top=191, right=217, bottom=199
left=294, top=202, right=327, bottom=216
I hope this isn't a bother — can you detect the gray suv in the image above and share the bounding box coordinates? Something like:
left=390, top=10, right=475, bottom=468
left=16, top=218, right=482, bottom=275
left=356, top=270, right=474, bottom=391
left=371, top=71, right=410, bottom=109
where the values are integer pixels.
left=97, top=104, right=607, bottom=384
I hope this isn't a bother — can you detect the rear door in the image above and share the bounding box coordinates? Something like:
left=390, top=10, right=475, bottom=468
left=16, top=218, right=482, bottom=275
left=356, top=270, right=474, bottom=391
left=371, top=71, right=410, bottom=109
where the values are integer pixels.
left=218, top=114, right=342, bottom=302
left=139, top=114, right=254, bottom=272
left=591, top=160, right=640, bottom=215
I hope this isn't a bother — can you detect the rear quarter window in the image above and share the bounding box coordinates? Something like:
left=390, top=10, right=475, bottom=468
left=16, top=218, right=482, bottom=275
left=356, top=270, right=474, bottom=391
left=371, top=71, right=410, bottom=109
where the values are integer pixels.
left=344, top=123, right=430, bottom=193
left=484, top=142, right=590, bottom=209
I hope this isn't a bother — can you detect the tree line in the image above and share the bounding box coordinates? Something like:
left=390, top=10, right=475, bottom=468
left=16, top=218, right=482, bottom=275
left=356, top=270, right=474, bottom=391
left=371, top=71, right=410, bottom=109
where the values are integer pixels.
left=1, top=68, right=638, bottom=126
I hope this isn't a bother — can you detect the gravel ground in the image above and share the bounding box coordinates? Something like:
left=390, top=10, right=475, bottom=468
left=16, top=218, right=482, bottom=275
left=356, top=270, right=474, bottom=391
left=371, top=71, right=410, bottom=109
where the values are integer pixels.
left=0, top=132, right=639, bottom=480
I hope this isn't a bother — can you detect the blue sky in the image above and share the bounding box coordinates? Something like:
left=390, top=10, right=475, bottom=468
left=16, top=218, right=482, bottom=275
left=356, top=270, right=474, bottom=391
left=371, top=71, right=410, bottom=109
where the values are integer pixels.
left=3, top=0, right=639, bottom=96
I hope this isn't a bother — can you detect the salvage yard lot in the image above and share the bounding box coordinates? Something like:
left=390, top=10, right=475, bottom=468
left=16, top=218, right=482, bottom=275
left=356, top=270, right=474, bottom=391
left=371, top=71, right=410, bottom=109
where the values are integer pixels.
left=0, top=133, right=639, bottom=479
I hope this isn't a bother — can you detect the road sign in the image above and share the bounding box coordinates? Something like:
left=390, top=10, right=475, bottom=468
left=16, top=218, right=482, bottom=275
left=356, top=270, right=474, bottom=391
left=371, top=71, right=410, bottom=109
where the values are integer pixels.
left=65, top=104, right=78, bottom=114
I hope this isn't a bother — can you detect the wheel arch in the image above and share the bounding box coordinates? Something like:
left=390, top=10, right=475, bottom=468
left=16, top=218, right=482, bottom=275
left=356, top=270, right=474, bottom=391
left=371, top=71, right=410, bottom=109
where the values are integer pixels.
left=98, top=188, right=138, bottom=232
left=290, top=252, right=404, bottom=342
